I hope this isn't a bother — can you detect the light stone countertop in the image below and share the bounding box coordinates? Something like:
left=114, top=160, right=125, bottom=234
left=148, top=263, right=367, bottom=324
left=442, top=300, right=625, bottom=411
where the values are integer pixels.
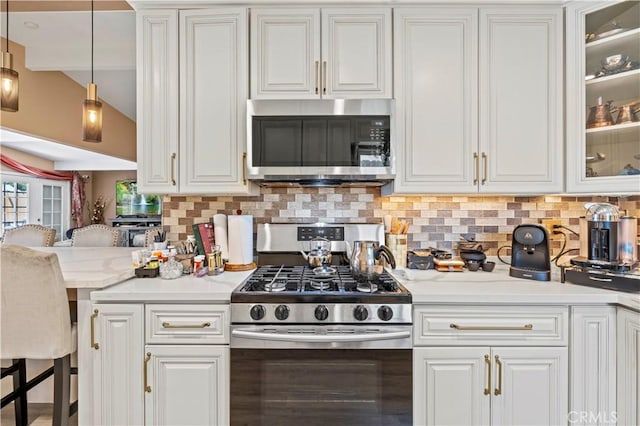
left=36, top=246, right=137, bottom=289
left=87, top=254, right=640, bottom=311
left=91, top=270, right=254, bottom=302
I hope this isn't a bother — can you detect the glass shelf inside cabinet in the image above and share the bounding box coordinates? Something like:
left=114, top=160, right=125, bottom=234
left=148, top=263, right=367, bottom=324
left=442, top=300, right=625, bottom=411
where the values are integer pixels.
left=584, top=1, right=640, bottom=180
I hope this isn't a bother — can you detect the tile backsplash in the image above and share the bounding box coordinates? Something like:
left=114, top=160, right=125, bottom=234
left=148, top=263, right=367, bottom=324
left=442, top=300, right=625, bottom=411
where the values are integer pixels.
left=162, top=187, right=639, bottom=257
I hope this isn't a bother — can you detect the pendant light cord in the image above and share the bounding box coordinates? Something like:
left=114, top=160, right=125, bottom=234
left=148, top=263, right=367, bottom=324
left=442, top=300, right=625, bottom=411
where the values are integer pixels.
left=91, top=0, right=94, bottom=83
left=5, top=0, right=9, bottom=53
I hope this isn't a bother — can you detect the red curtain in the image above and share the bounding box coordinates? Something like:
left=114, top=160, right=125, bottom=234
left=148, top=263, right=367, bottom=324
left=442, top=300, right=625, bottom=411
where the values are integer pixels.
left=0, top=153, right=86, bottom=227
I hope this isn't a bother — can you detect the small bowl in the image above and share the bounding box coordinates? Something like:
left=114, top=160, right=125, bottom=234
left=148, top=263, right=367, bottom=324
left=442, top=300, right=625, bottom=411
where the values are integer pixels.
left=466, top=260, right=481, bottom=271
left=481, top=261, right=496, bottom=272
left=601, top=54, right=629, bottom=71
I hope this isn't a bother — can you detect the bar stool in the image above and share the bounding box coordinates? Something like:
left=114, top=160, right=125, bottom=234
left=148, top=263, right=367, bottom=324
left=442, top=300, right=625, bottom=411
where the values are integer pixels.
left=0, top=245, right=77, bottom=426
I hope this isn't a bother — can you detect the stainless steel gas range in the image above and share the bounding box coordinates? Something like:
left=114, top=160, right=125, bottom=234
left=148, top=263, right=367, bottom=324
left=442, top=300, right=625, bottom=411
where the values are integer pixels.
left=229, top=223, right=413, bottom=425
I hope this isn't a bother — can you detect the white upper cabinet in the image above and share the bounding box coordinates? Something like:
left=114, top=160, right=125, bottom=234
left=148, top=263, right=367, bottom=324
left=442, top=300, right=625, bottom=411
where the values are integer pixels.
left=137, top=8, right=255, bottom=195
left=479, top=7, right=563, bottom=194
left=566, top=0, right=640, bottom=194
left=250, top=7, right=392, bottom=99
left=392, top=8, right=478, bottom=193
left=391, top=6, right=563, bottom=194
left=136, top=10, right=179, bottom=195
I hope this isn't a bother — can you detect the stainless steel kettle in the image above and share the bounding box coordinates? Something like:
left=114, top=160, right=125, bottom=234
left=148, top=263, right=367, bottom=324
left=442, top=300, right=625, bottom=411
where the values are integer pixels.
left=347, top=240, right=396, bottom=282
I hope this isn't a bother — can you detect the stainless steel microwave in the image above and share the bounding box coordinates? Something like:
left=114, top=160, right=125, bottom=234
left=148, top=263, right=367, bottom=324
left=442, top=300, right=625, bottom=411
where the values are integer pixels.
left=246, top=100, right=395, bottom=186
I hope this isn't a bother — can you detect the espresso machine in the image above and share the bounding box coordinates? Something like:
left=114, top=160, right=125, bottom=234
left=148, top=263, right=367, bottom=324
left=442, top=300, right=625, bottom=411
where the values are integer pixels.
left=565, top=203, right=639, bottom=293
left=509, top=224, right=551, bottom=281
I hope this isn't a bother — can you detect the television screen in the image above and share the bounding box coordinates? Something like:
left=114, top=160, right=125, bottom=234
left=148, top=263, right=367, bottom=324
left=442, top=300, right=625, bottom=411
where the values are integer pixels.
left=115, top=180, right=162, bottom=216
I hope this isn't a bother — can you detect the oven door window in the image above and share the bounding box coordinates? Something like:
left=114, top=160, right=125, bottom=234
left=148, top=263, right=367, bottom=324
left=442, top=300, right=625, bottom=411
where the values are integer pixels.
left=231, top=349, right=411, bottom=425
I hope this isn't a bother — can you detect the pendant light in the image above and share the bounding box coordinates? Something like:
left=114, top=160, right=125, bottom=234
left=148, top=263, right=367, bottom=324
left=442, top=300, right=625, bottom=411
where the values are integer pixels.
left=82, top=0, right=102, bottom=142
left=1, top=0, right=19, bottom=112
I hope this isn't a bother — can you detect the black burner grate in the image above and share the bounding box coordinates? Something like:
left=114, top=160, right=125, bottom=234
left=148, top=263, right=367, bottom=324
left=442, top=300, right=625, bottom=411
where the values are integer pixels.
left=238, top=265, right=404, bottom=295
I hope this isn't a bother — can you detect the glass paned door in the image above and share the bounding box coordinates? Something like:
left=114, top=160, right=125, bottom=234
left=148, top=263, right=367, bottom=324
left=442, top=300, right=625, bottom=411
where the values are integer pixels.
left=42, top=184, right=64, bottom=240
left=2, top=181, right=29, bottom=231
left=584, top=2, right=640, bottom=179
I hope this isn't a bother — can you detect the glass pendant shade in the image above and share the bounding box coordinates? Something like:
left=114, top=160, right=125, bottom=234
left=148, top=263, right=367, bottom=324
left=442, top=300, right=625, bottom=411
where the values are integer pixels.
left=82, top=83, right=102, bottom=142
left=1, top=52, right=19, bottom=112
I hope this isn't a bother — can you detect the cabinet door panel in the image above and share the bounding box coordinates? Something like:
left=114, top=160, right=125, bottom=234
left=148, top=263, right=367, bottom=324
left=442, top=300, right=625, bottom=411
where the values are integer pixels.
left=570, top=306, right=616, bottom=423
left=136, top=11, right=179, bottom=194
left=617, top=307, right=640, bottom=426
left=393, top=8, right=478, bottom=193
left=479, top=8, right=563, bottom=193
left=251, top=9, right=320, bottom=99
left=414, top=347, right=490, bottom=426
left=180, top=9, right=249, bottom=193
left=145, top=345, right=229, bottom=426
left=92, top=304, right=144, bottom=426
left=491, top=347, right=567, bottom=426
left=322, top=8, right=392, bottom=98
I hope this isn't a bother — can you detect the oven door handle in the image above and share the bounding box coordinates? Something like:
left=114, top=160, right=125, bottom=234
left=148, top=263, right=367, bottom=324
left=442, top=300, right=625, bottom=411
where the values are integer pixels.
left=232, top=329, right=411, bottom=343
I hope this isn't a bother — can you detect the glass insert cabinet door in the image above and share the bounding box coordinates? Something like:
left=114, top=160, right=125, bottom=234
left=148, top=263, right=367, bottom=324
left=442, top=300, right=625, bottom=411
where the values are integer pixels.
left=566, top=0, right=640, bottom=193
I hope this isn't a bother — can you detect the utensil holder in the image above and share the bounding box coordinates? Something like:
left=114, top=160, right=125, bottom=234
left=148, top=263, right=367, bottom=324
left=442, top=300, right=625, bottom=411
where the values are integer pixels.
left=385, top=233, right=407, bottom=268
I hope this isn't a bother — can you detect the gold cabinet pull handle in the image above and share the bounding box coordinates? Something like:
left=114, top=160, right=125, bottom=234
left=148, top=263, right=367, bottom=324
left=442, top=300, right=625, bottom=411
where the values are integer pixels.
left=473, top=152, right=479, bottom=185
left=481, top=152, right=488, bottom=184
left=494, top=355, right=503, bottom=396
left=144, top=352, right=152, bottom=393
left=90, top=309, right=99, bottom=350
left=322, top=61, right=327, bottom=95
left=162, top=321, right=211, bottom=329
left=242, top=152, right=247, bottom=185
left=484, top=354, right=491, bottom=395
left=170, top=153, right=177, bottom=186
left=450, top=323, right=533, bottom=331
left=314, top=61, right=319, bottom=95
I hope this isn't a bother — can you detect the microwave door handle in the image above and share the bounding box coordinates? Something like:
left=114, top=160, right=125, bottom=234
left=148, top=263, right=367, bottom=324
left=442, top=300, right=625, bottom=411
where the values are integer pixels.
left=232, top=329, right=410, bottom=343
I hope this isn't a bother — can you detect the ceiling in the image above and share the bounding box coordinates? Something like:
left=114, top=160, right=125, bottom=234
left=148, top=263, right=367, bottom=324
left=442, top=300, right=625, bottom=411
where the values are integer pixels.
left=1, top=128, right=136, bottom=170
left=1, top=2, right=136, bottom=170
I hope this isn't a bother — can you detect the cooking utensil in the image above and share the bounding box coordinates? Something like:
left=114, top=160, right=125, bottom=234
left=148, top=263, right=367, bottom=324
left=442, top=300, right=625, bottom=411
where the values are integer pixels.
left=614, top=102, right=640, bottom=124
left=348, top=240, right=396, bottom=282
left=299, top=237, right=332, bottom=267
left=586, top=97, right=614, bottom=128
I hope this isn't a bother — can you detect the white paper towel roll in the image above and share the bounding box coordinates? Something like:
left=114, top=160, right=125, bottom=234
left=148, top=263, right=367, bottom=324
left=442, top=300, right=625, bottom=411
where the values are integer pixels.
left=227, top=215, right=253, bottom=265
left=213, top=214, right=229, bottom=260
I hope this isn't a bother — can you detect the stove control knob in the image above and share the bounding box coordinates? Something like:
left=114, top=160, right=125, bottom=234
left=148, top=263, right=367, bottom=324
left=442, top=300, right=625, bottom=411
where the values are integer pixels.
left=275, top=305, right=290, bottom=321
left=377, top=305, right=394, bottom=321
left=353, top=305, right=369, bottom=321
left=250, top=305, right=266, bottom=321
left=315, top=305, right=329, bottom=321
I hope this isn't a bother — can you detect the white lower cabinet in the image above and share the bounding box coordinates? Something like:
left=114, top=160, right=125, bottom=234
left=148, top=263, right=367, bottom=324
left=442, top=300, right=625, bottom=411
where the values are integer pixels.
left=570, top=306, right=617, bottom=425
left=144, top=345, right=228, bottom=425
left=91, top=303, right=230, bottom=425
left=413, top=305, right=568, bottom=426
left=617, top=307, right=640, bottom=426
left=92, top=304, right=145, bottom=425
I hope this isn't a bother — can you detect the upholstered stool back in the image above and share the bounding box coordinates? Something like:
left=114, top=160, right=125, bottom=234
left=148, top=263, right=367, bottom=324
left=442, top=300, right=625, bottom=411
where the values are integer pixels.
left=71, top=224, right=120, bottom=247
left=2, top=224, right=56, bottom=247
left=1, top=245, right=72, bottom=360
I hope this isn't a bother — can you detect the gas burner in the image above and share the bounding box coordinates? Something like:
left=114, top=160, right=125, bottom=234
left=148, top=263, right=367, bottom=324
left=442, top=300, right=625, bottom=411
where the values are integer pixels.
left=357, top=282, right=378, bottom=293
left=309, top=279, right=332, bottom=290
left=265, top=280, right=287, bottom=292
left=312, top=266, right=336, bottom=277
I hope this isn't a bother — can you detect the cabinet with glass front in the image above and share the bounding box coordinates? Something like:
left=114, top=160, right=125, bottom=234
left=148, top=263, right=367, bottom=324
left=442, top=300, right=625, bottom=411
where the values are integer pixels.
left=566, top=0, right=640, bottom=193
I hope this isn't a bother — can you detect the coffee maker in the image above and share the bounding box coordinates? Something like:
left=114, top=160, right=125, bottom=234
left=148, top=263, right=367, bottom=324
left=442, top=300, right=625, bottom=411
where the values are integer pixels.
left=509, top=224, right=551, bottom=281
left=572, top=203, right=638, bottom=270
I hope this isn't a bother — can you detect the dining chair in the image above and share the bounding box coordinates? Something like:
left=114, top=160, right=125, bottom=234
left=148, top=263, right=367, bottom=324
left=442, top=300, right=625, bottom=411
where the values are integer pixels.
left=1, top=224, right=56, bottom=247
left=71, top=224, right=120, bottom=247
left=0, top=244, right=77, bottom=426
